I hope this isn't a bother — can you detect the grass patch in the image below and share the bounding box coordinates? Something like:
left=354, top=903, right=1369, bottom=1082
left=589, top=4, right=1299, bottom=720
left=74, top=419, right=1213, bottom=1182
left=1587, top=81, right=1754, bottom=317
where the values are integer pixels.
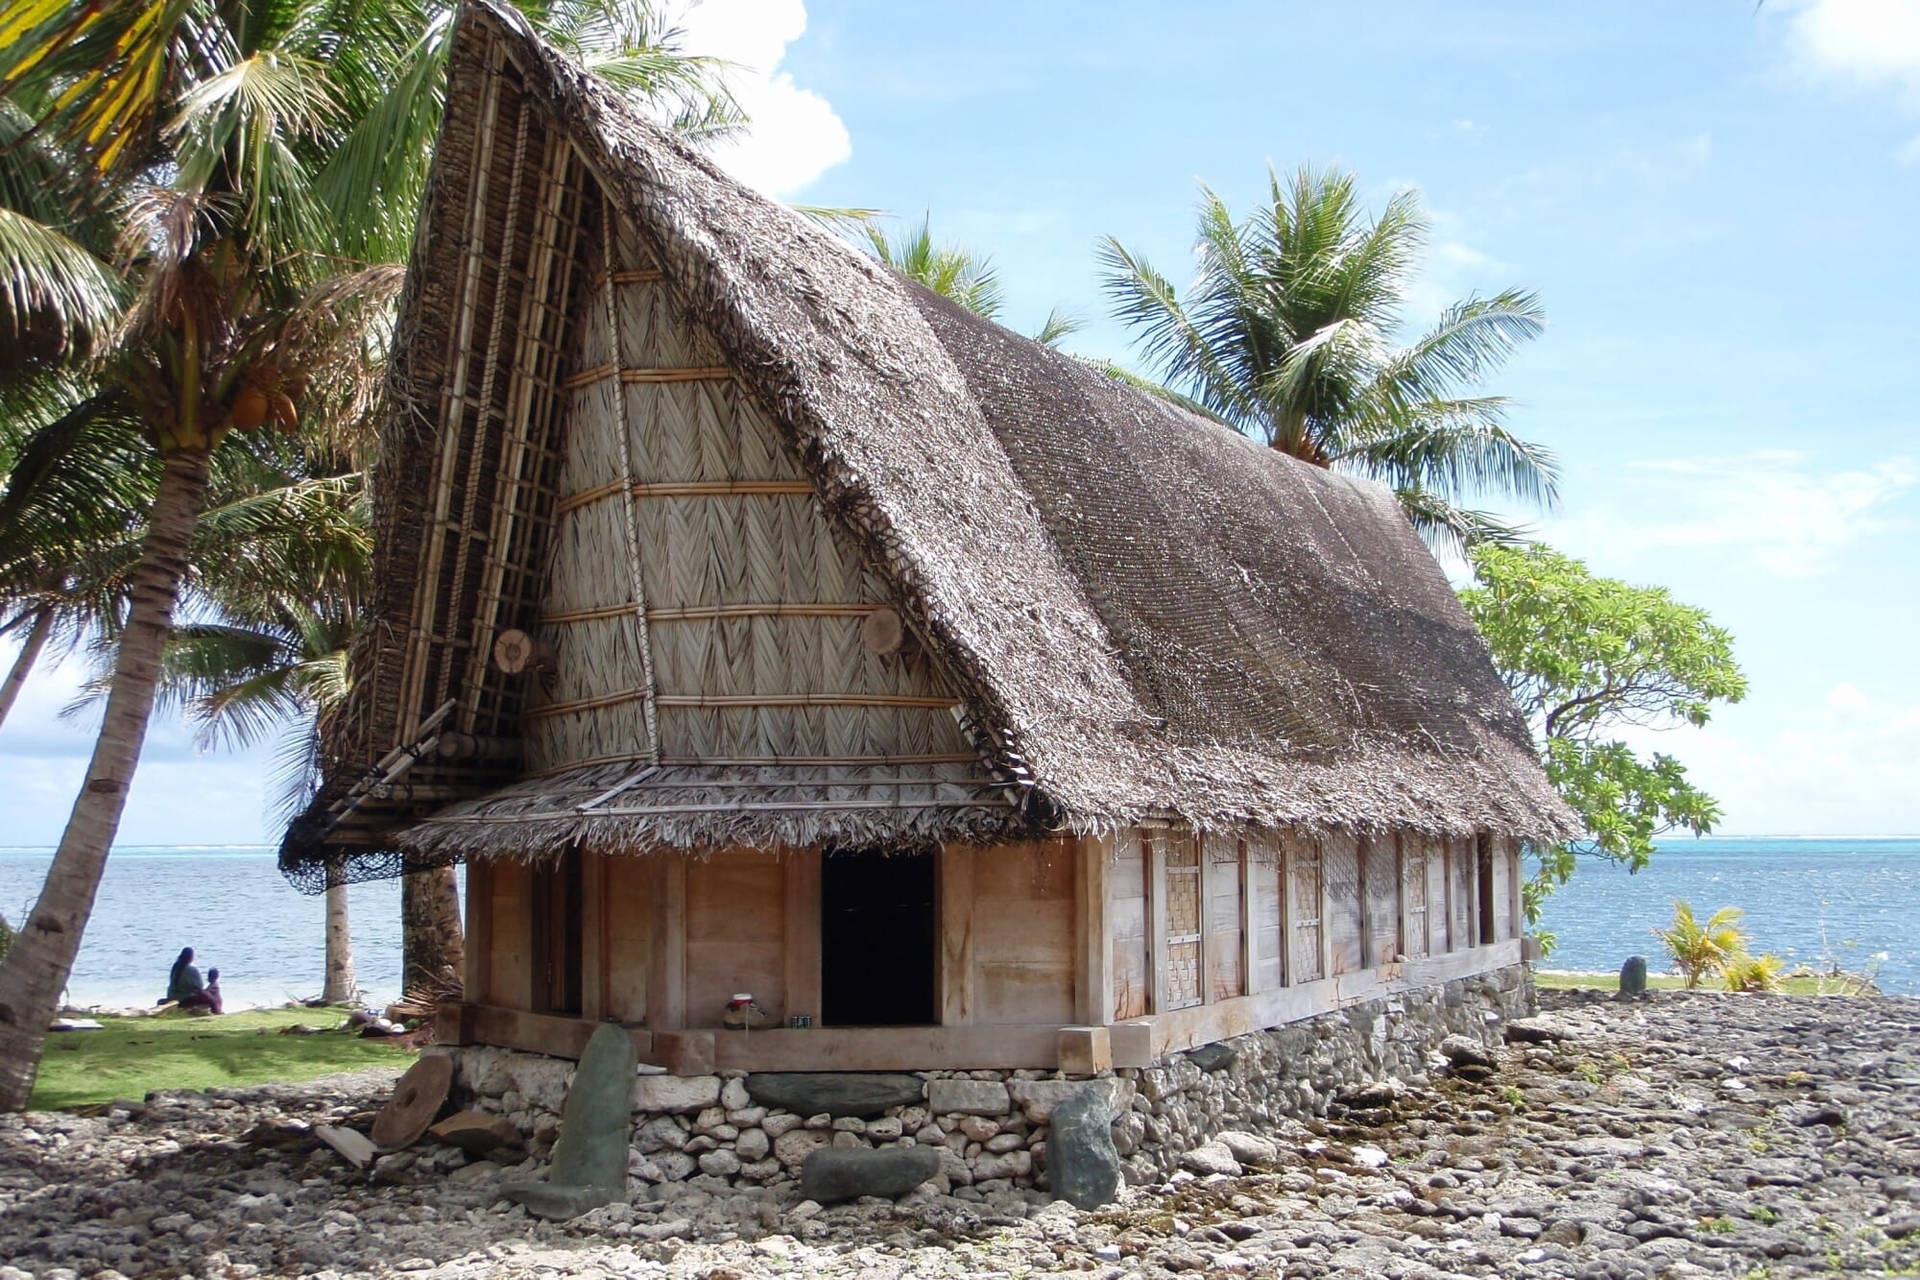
left=29, top=1007, right=413, bottom=1111
left=1532, top=970, right=1833, bottom=996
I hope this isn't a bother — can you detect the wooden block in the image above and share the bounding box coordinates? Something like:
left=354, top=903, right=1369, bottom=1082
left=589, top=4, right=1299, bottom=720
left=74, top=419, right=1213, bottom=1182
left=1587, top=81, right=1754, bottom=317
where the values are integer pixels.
left=652, top=1029, right=715, bottom=1076
left=1057, top=1026, right=1112, bottom=1076
left=1108, top=1021, right=1154, bottom=1069
left=435, top=1002, right=476, bottom=1046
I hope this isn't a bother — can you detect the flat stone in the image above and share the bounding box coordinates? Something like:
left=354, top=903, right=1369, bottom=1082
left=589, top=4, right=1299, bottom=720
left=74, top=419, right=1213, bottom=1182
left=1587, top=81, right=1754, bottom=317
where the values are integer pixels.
left=1439, top=1034, right=1499, bottom=1071
left=313, top=1125, right=376, bottom=1170
left=498, top=1180, right=615, bottom=1221
left=1180, top=1141, right=1242, bottom=1177
left=1504, top=1016, right=1577, bottom=1044
left=1048, top=1085, right=1121, bottom=1209
left=1185, top=1042, right=1237, bottom=1072
left=1008, top=1078, right=1132, bottom=1123
left=925, top=1078, right=1011, bottom=1116
left=631, top=1074, right=721, bottom=1114
left=1215, top=1130, right=1278, bottom=1167
left=745, top=1072, right=924, bottom=1118
left=550, top=1021, right=637, bottom=1192
left=428, top=1110, right=523, bottom=1156
left=799, top=1145, right=941, bottom=1203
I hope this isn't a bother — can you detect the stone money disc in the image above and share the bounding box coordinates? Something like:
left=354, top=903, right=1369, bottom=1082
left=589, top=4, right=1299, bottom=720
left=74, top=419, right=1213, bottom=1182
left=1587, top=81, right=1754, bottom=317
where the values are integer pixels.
left=371, top=1054, right=453, bottom=1151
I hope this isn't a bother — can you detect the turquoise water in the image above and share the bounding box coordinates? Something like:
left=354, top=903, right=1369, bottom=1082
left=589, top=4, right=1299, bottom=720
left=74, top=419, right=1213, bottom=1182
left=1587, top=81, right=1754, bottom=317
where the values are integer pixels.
left=0, top=846, right=430, bottom=1012
left=1535, top=836, right=1917, bottom=994
left=0, top=837, right=1912, bottom=1009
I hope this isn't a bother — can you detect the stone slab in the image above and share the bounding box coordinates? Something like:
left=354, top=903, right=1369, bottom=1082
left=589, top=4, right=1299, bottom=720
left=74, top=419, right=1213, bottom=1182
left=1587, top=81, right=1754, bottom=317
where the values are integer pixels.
left=925, top=1078, right=1011, bottom=1116
left=799, top=1145, right=941, bottom=1203
left=550, top=1022, right=637, bottom=1191
left=746, top=1072, right=924, bottom=1118
left=632, top=1073, right=721, bottom=1114
left=1008, top=1078, right=1133, bottom=1124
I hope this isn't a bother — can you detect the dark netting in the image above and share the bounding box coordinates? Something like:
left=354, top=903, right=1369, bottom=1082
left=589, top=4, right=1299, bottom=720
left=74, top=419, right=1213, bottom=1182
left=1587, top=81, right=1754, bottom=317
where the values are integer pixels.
left=278, top=808, right=469, bottom=894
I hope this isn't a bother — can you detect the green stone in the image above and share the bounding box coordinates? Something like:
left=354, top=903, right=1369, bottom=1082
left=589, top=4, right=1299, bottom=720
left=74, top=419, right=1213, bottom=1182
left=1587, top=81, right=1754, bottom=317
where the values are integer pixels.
left=548, top=1022, right=637, bottom=1192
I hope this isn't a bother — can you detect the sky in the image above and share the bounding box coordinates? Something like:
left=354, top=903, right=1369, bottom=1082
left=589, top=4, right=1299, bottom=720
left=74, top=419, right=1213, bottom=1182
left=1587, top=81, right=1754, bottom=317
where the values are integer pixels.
left=2, top=0, right=1916, bottom=845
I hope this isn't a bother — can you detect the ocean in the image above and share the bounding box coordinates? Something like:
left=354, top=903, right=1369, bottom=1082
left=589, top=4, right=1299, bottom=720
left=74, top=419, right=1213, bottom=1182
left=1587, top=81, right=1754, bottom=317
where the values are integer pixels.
left=0, top=836, right=1913, bottom=1009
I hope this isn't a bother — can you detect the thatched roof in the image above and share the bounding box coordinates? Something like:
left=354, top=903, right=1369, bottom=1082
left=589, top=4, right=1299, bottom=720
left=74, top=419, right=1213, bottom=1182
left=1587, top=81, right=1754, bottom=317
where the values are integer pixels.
left=283, top=0, right=1573, bottom=877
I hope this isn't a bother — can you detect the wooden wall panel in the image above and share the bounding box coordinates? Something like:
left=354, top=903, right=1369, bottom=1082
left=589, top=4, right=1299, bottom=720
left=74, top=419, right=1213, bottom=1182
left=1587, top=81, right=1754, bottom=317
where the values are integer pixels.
left=1362, top=838, right=1401, bottom=967
left=489, top=861, right=535, bottom=1012
left=1325, top=834, right=1364, bottom=976
left=1248, top=836, right=1283, bottom=992
left=1449, top=839, right=1473, bottom=951
left=1491, top=838, right=1514, bottom=942
left=1204, top=835, right=1243, bottom=1003
left=1400, top=838, right=1430, bottom=960
left=684, top=851, right=786, bottom=1028
left=603, top=856, right=651, bottom=1022
left=1158, top=831, right=1203, bottom=1010
left=1288, top=839, right=1324, bottom=983
left=1427, top=847, right=1449, bottom=956
left=972, top=840, right=1075, bottom=1025
left=1110, top=831, right=1149, bottom=1020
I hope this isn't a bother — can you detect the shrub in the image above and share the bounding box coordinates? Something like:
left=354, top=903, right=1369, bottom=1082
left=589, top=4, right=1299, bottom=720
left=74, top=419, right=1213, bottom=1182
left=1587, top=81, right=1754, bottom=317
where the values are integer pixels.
left=1723, top=952, right=1786, bottom=992
left=1653, top=899, right=1748, bottom=988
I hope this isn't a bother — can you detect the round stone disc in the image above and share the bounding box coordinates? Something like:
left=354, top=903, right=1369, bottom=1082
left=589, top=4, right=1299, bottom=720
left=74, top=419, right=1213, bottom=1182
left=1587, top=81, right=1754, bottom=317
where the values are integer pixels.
left=371, top=1054, right=454, bottom=1151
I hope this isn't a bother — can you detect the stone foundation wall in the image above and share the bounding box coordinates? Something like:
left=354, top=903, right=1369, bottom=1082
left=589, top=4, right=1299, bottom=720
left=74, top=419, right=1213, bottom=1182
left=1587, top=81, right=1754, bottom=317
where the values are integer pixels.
left=451, top=965, right=1533, bottom=1199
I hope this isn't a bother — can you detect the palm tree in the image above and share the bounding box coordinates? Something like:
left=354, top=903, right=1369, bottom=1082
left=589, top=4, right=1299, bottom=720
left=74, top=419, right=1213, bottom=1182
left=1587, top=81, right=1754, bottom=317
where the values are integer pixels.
left=0, top=0, right=743, bottom=1109
left=1099, top=165, right=1559, bottom=551
left=1653, top=900, right=1749, bottom=989
left=861, top=214, right=1080, bottom=348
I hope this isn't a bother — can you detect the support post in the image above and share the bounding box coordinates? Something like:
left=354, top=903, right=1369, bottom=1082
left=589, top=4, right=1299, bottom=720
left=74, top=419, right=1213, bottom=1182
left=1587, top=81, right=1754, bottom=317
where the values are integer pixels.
left=1147, top=832, right=1168, bottom=1015
left=938, top=846, right=975, bottom=1025
left=580, top=851, right=606, bottom=1021
left=649, top=853, right=686, bottom=1030
left=1239, top=838, right=1258, bottom=995
left=465, top=860, right=494, bottom=1005
left=1076, top=834, right=1114, bottom=1025
left=784, top=850, right=822, bottom=1024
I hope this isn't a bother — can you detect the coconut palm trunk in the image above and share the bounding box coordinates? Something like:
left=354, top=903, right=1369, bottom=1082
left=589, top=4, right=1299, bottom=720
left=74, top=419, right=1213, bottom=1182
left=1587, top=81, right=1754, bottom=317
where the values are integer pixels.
left=322, top=862, right=360, bottom=1005
left=0, top=448, right=209, bottom=1110
left=0, top=607, right=53, bottom=730
left=402, top=867, right=464, bottom=998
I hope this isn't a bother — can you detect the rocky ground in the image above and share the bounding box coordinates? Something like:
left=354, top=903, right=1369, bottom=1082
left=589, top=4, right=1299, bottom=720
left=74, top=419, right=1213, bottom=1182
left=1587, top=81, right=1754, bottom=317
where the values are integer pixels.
left=2, top=989, right=1917, bottom=1280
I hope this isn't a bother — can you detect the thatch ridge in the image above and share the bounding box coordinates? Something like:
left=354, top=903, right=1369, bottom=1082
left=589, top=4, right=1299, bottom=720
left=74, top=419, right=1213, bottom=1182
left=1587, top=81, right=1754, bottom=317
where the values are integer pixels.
left=290, top=0, right=1575, bottom=872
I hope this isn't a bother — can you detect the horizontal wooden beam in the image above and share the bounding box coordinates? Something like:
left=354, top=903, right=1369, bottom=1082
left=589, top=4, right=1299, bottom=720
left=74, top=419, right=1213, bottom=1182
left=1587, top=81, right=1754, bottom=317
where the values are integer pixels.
left=561, top=363, right=733, bottom=391
left=524, top=751, right=983, bottom=777
left=541, top=602, right=878, bottom=626
left=554, top=478, right=813, bottom=515
left=527, top=690, right=963, bottom=720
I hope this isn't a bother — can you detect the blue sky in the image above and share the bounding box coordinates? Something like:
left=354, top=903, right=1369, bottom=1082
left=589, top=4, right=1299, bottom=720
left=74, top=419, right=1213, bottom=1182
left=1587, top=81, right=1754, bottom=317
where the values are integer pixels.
left=2, top=0, right=1915, bottom=844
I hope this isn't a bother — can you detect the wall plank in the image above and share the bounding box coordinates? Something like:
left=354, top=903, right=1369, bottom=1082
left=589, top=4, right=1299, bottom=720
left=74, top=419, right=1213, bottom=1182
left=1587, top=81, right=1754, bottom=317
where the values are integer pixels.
left=1248, top=833, right=1283, bottom=992
left=938, top=846, right=975, bottom=1025
left=1325, top=834, right=1365, bottom=976
left=1204, top=834, right=1243, bottom=1003
left=684, top=851, right=786, bottom=1027
left=603, top=856, right=651, bottom=1023
left=1110, top=830, right=1149, bottom=1020
left=973, top=840, right=1075, bottom=1025
left=489, top=860, right=534, bottom=1011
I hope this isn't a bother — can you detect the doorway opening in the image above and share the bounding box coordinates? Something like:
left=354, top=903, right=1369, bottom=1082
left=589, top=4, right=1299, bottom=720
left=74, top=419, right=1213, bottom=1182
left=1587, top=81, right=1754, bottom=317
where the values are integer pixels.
left=821, top=847, right=935, bottom=1026
left=1475, top=833, right=1497, bottom=946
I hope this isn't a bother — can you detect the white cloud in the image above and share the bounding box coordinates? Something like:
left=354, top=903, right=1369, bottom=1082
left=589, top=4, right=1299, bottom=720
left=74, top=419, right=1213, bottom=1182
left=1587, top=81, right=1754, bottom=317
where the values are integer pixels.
left=1554, top=450, right=1917, bottom=578
left=1635, top=685, right=1920, bottom=835
left=1782, top=0, right=1920, bottom=157
left=673, top=0, right=851, bottom=197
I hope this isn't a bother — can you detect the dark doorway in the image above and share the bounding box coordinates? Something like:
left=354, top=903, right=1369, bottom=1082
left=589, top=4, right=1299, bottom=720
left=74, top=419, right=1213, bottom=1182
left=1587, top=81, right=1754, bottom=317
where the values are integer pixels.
left=821, top=848, right=935, bottom=1026
left=1475, top=834, right=1497, bottom=946
left=531, top=849, right=583, bottom=1016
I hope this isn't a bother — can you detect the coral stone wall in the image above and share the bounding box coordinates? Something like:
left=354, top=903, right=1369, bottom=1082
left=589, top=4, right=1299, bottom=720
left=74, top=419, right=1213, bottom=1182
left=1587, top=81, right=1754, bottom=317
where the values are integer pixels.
left=451, top=965, right=1534, bottom=1197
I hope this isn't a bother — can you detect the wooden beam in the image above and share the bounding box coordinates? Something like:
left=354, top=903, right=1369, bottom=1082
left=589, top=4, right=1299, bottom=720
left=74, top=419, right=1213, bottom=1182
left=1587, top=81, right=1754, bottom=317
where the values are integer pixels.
left=1147, top=831, right=1168, bottom=1015
left=784, top=849, right=822, bottom=1025
left=1075, top=833, right=1114, bottom=1026
left=580, top=850, right=606, bottom=1021
left=1239, top=837, right=1259, bottom=996
left=1317, top=839, right=1334, bottom=983
left=1278, top=839, right=1293, bottom=988
left=649, top=853, right=686, bottom=1031
left=465, top=859, right=494, bottom=1006
left=938, top=846, right=975, bottom=1025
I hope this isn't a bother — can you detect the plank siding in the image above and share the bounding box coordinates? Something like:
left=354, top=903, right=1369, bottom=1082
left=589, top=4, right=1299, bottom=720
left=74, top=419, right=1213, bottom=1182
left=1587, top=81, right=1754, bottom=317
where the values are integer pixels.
left=1325, top=834, right=1365, bottom=976
left=1204, top=834, right=1243, bottom=1002
left=972, top=840, right=1076, bottom=1025
left=1110, top=831, right=1150, bottom=1020
left=1288, top=839, right=1324, bottom=983
left=1249, top=832, right=1283, bottom=992
left=603, top=855, right=651, bottom=1022
left=684, top=852, right=786, bottom=1028
left=1362, top=837, right=1401, bottom=967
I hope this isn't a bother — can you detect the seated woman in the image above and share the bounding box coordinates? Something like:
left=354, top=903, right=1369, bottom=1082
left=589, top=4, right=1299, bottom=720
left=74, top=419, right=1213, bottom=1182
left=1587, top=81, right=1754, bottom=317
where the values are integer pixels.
left=165, top=947, right=219, bottom=1013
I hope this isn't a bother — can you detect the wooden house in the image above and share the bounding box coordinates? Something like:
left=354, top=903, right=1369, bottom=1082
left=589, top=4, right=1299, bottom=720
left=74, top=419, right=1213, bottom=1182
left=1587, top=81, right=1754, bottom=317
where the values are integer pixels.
left=284, top=0, right=1575, bottom=1078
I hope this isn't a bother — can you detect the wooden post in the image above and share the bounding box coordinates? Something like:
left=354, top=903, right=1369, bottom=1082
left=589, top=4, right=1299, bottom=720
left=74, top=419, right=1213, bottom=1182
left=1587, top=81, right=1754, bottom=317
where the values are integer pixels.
left=1507, top=837, right=1524, bottom=943
left=1075, top=834, right=1114, bottom=1026
left=580, top=851, right=606, bottom=1021
left=784, top=849, right=822, bottom=1024
left=937, top=846, right=975, bottom=1025
left=1147, top=831, right=1168, bottom=1015
left=1239, top=838, right=1258, bottom=996
left=1278, top=840, right=1293, bottom=988
left=649, top=853, right=686, bottom=1030
left=1317, top=839, right=1334, bottom=982
left=1394, top=834, right=1411, bottom=963
left=465, top=860, right=494, bottom=1005
left=1356, top=836, right=1374, bottom=970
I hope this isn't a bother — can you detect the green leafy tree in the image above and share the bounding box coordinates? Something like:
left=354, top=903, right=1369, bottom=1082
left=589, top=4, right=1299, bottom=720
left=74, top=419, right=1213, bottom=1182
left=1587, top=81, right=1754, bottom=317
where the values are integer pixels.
left=1101, top=165, right=1558, bottom=551
left=1458, top=543, right=1747, bottom=929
